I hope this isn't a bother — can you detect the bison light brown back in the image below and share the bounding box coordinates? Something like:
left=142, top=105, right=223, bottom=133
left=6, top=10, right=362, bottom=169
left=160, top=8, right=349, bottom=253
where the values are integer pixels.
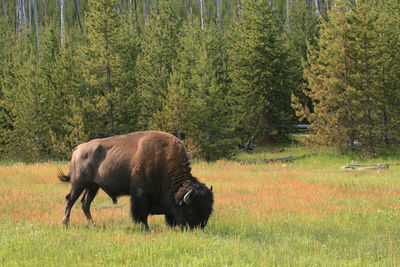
left=58, top=131, right=214, bottom=230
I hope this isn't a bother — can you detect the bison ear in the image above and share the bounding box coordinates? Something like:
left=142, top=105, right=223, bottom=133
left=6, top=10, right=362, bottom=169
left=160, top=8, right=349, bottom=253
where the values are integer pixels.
left=183, top=190, right=194, bottom=205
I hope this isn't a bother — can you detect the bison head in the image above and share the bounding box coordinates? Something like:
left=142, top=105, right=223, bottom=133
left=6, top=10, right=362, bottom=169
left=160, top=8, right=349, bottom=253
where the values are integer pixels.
left=173, top=179, right=214, bottom=229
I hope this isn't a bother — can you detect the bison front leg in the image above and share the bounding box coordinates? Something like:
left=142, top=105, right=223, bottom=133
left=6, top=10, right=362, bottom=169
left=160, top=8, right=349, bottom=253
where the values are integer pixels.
left=165, top=214, right=179, bottom=227
left=130, top=188, right=150, bottom=231
left=62, top=183, right=85, bottom=226
left=81, top=184, right=99, bottom=224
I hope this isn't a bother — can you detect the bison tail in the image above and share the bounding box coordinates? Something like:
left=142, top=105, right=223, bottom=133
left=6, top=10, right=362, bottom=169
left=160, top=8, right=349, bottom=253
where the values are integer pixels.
left=57, top=169, right=71, bottom=183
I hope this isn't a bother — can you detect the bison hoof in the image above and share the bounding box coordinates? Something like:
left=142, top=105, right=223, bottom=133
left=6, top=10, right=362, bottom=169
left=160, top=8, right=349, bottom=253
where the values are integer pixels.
left=62, top=217, right=69, bottom=226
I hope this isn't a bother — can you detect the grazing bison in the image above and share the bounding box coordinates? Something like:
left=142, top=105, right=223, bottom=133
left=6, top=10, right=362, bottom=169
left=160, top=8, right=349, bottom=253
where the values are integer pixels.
left=58, top=131, right=214, bottom=230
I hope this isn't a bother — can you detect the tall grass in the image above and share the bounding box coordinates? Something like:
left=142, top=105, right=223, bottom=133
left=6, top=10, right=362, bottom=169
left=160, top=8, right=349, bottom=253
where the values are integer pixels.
left=1, top=148, right=400, bottom=265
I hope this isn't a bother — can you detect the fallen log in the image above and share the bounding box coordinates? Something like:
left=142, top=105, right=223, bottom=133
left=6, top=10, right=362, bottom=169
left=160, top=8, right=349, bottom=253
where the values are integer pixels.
left=237, top=155, right=302, bottom=165
left=340, top=162, right=396, bottom=171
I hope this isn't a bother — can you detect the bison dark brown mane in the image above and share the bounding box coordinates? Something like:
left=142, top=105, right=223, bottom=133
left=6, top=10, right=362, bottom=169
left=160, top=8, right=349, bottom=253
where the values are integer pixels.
left=58, top=131, right=214, bottom=230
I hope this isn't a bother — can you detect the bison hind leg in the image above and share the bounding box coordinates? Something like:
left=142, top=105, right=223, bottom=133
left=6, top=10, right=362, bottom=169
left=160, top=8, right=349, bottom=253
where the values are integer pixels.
left=62, top=183, right=86, bottom=226
left=81, top=184, right=99, bottom=224
left=130, top=189, right=150, bottom=231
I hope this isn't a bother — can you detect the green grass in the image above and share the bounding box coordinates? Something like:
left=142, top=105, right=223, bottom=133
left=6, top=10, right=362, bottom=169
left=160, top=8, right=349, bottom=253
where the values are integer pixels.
left=1, top=147, right=400, bottom=266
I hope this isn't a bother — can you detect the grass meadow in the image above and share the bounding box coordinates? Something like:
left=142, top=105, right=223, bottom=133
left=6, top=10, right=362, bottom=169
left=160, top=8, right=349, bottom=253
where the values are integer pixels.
left=1, top=145, right=400, bottom=266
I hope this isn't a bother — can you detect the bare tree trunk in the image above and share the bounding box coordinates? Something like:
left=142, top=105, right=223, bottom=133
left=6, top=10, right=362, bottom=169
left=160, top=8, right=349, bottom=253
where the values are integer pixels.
left=147, top=0, right=151, bottom=16
left=73, top=0, right=83, bottom=32
left=15, top=0, right=27, bottom=32
left=200, top=0, right=204, bottom=29
left=21, top=0, right=27, bottom=29
left=29, top=0, right=31, bottom=29
left=118, top=0, right=125, bottom=19
left=315, top=0, right=319, bottom=16
left=15, top=0, right=20, bottom=33
left=33, top=0, right=40, bottom=61
left=226, top=0, right=230, bottom=19
left=217, top=0, right=222, bottom=33
left=1, top=0, right=5, bottom=19
left=286, top=0, right=290, bottom=22
left=60, top=0, right=65, bottom=46
left=42, top=0, right=46, bottom=25
left=142, top=0, right=146, bottom=23
left=235, top=0, right=240, bottom=19
left=126, top=0, right=131, bottom=14
left=134, top=0, right=138, bottom=23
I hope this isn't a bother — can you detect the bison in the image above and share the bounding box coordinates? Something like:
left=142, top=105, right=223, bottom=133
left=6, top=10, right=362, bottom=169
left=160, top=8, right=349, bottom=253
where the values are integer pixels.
left=58, top=131, right=214, bottom=230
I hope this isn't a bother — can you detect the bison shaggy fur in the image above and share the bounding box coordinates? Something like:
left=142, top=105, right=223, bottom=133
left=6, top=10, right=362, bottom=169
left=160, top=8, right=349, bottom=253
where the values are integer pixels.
left=59, top=131, right=214, bottom=230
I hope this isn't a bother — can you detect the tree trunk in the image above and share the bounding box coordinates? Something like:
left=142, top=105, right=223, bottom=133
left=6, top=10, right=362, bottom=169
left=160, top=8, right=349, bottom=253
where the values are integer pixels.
left=22, top=0, right=27, bottom=29
left=15, top=0, right=20, bottom=33
left=134, top=0, right=138, bottom=23
left=235, top=0, right=240, bottom=19
left=42, top=0, right=46, bottom=25
left=226, top=0, right=230, bottom=19
left=217, top=0, right=222, bottom=33
left=126, top=0, right=130, bottom=14
left=73, top=0, right=83, bottom=32
left=29, top=0, right=31, bottom=29
left=1, top=0, right=5, bottom=19
left=142, top=0, right=146, bottom=23
left=315, top=0, right=319, bottom=16
left=286, top=0, right=290, bottom=22
left=33, top=0, right=40, bottom=61
left=200, top=0, right=204, bottom=29
left=60, top=0, right=65, bottom=46
left=118, top=0, right=125, bottom=19
left=15, top=0, right=27, bottom=32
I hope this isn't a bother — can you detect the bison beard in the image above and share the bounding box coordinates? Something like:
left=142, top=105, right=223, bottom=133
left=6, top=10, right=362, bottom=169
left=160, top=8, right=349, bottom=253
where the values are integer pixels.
left=58, top=131, right=214, bottom=230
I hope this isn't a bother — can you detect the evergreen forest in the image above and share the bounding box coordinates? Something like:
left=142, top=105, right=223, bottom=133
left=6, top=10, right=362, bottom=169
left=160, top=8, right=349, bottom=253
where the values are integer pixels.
left=0, top=0, right=399, bottom=162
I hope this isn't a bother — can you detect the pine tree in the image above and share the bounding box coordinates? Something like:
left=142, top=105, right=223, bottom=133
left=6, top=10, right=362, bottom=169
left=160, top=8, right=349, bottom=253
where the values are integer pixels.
left=155, top=65, right=192, bottom=139
left=375, top=0, right=400, bottom=145
left=0, top=19, right=13, bottom=157
left=42, top=30, right=88, bottom=156
left=297, top=0, right=397, bottom=151
left=298, top=0, right=359, bottom=149
left=346, top=0, right=381, bottom=150
left=153, top=14, right=234, bottom=160
left=229, top=0, right=295, bottom=144
left=286, top=0, right=319, bottom=113
left=82, top=0, right=139, bottom=138
left=136, top=0, right=181, bottom=130
left=1, top=40, right=48, bottom=161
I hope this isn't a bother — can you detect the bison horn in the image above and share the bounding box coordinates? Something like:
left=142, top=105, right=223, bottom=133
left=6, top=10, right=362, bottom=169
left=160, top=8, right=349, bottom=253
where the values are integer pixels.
left=210, top=186, right=213, bottom=192
left=183, top=190, right=193, bottom=205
